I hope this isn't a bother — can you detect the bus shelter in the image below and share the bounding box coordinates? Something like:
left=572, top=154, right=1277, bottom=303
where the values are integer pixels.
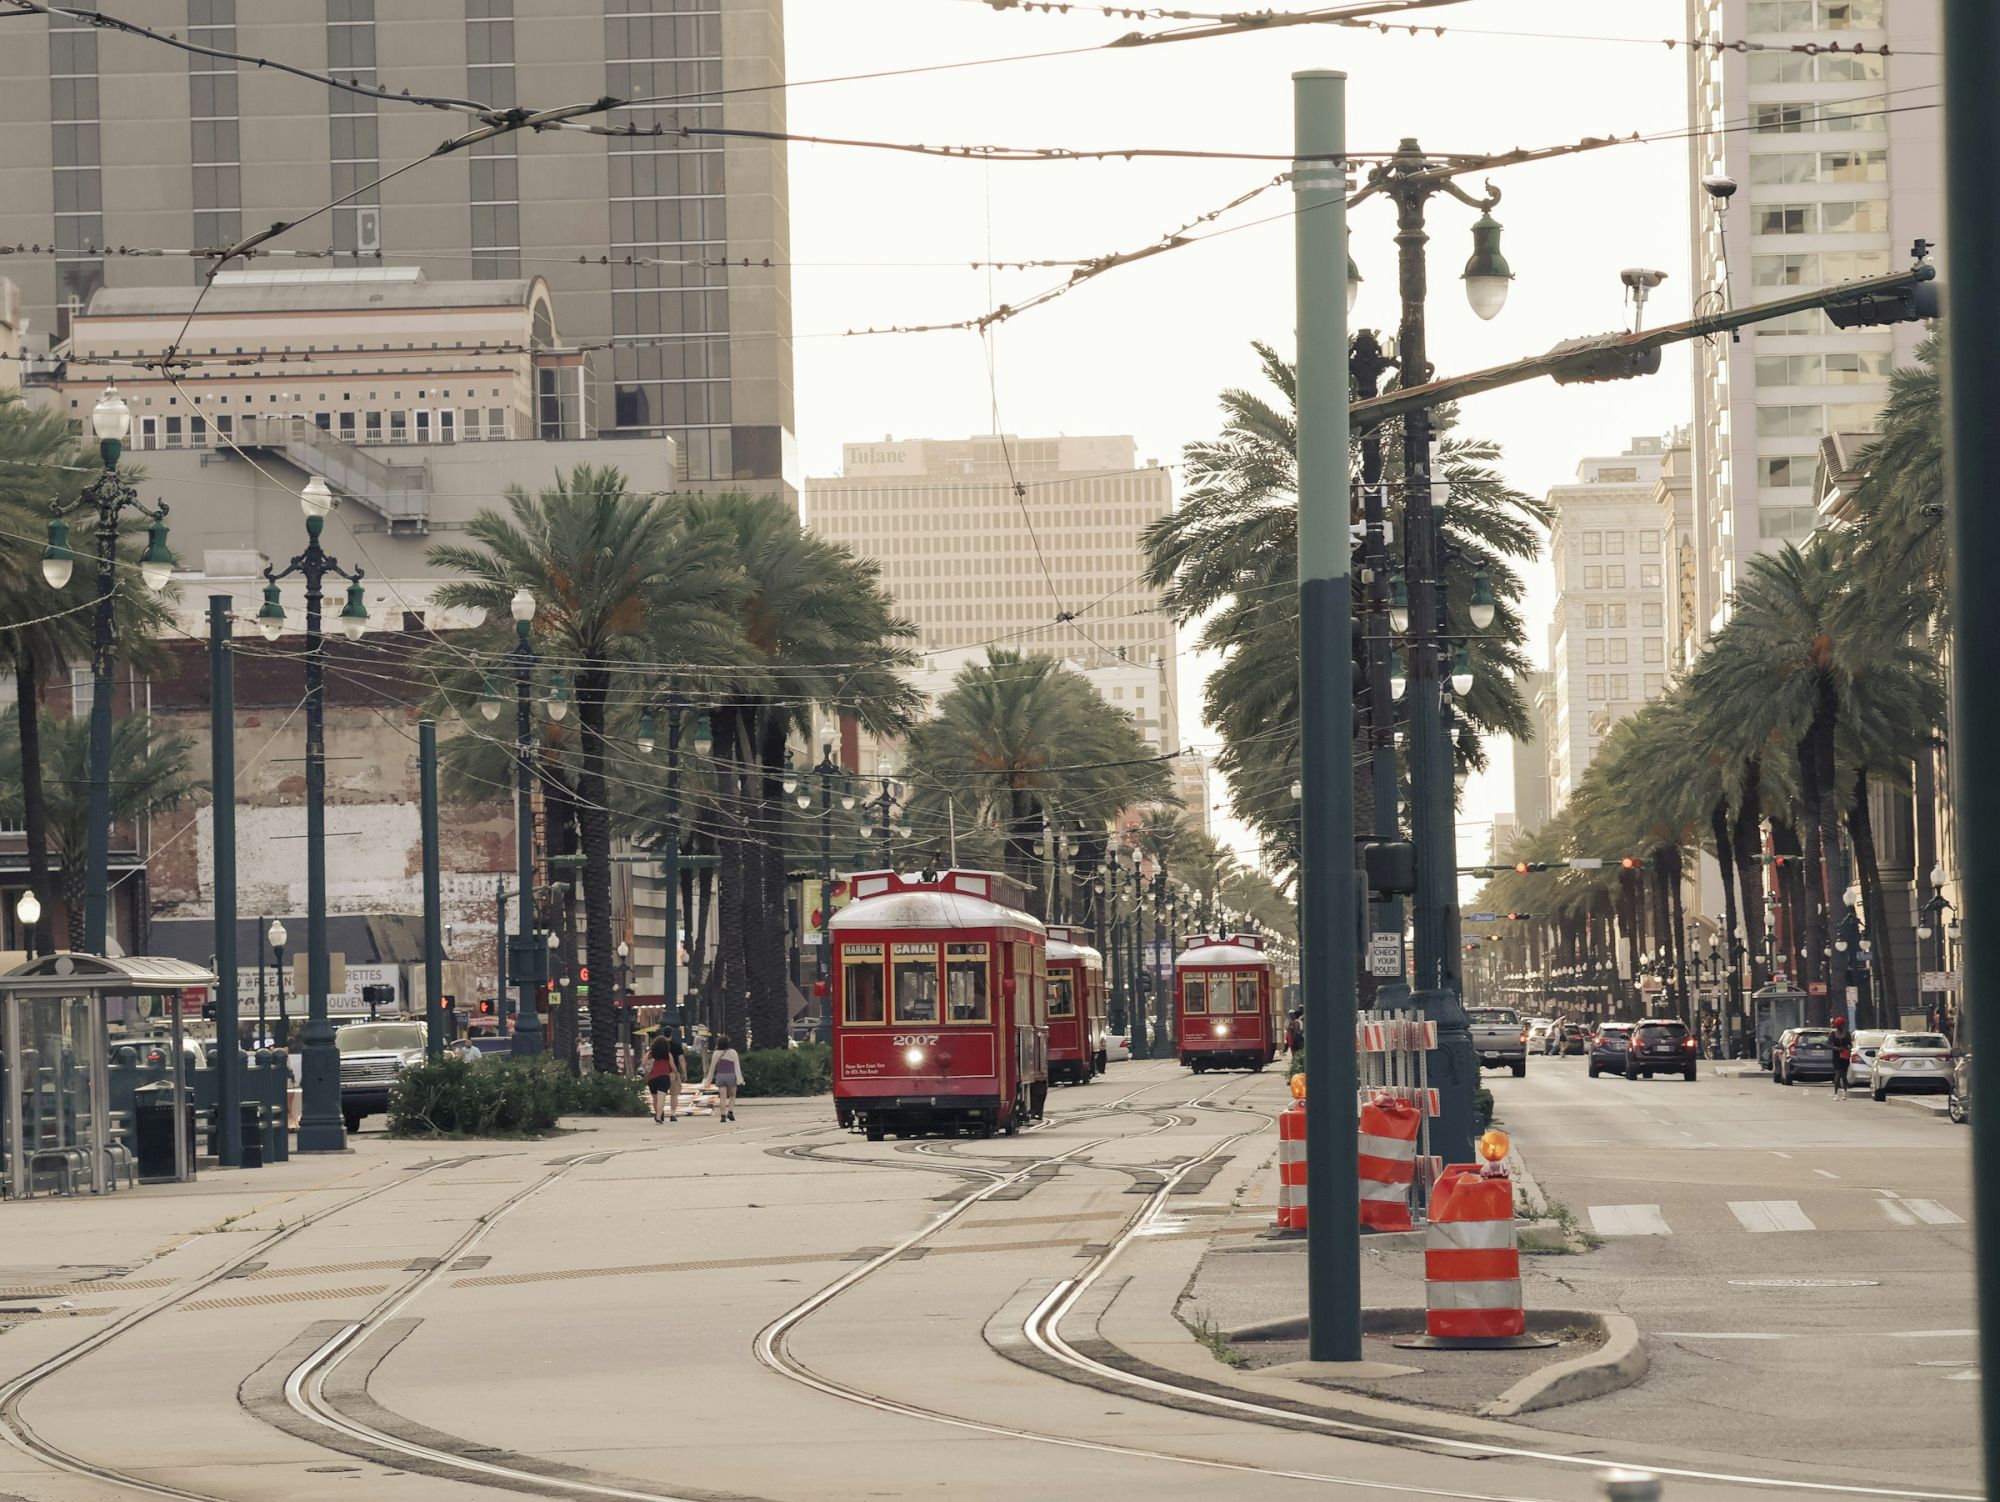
left=2, top=953, right=216, bottom=1198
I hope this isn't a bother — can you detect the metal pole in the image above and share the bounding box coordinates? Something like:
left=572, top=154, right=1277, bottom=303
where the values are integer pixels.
left=82, top=486, right=121, bottom=955
left=295, top=522, right=344, bottom=1152
left=257, top=913, right=268, bottom=1044
left=511, top=622, right=545, bottom=1056
left=1355, top=336, right=1403, bottom=978
left=1293, top=69, right=1362, bottom=1364
left=818, top=752, right=834, bottom=1043
left=208, top=597, right=242, bottom=1166
left=420, top=719, right=444, bottom=1063
left=1128, top=862, right=1148, bottom=1057
left=663, top=702, right=682, bottom=1044
left=274, top=941, right=287, bottom=1050
left=495, top=877, right=508, bottom=1032
left=1939, top=10, right=1999, bottom=1473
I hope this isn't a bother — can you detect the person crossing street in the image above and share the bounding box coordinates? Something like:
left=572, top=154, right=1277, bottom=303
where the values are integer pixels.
left=1829, top=1015, right=1854, bottom=1099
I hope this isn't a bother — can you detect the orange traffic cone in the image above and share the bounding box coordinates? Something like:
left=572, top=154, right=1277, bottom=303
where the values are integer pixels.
left=1357, top=1095, right=1419, bottom=1232
left=1276, top=1100, right=1307, bottom=1230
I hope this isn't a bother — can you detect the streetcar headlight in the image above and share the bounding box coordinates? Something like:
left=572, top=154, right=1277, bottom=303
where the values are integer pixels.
left=905, top=1047, right=924, bottom=1067
left=1213, top=1022, right=1230, bottom=1038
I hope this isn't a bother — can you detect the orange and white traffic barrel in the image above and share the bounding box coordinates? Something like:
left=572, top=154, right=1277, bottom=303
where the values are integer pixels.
left=1357, top=1095, right=1420, bottom=1232
left=1276, top=1099, right=1308, bottom=1230
left=1397, top=1131, right=1551, bottom=1350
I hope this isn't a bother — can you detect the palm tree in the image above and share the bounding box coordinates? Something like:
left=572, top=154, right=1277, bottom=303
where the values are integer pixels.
left=1143, top=340, right=1548, bottom=874
left=0, top=710, right=200, bottom=930
left=671, top=492, right=920, bottom=1051
left=901, top=649, right=1172, bottom=912
left=0, top=391, right=177, bottom=949
left=427, top=466, right=742, bottom=1071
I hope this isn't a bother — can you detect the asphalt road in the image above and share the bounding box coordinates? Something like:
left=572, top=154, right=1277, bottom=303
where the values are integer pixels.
left=1493, top=1051, right=1977, bottom=1479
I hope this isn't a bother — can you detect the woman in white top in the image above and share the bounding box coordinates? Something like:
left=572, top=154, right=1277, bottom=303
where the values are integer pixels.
left=707, top=1034, right=742, bottom=1122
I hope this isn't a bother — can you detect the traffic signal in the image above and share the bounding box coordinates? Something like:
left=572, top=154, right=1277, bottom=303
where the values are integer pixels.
left=1549, top=335, right=1664, bottom=385
left=1506, top=912, right=1534, bottom=921
left=1620, top=856, right=1639, bottom=869
left=1823, top=276, right=1938, bottom=329
left=1514, top=861, right=1550, bottom=874
left=477, top=998, right=495, bottom=1017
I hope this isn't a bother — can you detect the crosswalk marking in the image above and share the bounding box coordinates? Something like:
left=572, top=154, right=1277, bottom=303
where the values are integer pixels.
left=1879, top=1199, right=1918, bottom=1226
left=1728, top=1200, right=1816, bottom=1233
left=1906, top=1199, right=1965, bottom=1226
left=1590, top=1204, right=1671, bottom=1237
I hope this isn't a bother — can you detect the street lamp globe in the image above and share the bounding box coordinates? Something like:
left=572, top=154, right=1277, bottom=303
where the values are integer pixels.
left=139, top=518, right=175, bottom=592
left=299, top=476, right=334, bottom=520
left=1389, top=651, right=1408, bottom=701
left=618, top=940, right=629, bottom=960
left=267, top=918, right=288, bottom=951
left=840, top=779, right=857, bottom=811
left=546, top=672, right=569, bottom=722
left=547, top=931, right=560, bottom=951
left=478, top=675, right=503, bottom=721
left=257, top=581, right=286, bottom=642
left=693, top=716, right=714, bottom=756
left=1919, top=921, right=1934, bottom=940
left=820, top=721, right=837, bottom=748
left=636, top=712, right=657, bottom=755
left=1461, top=211, right=1513, bottom=321
left=1346, top=254, right=1363, bottom=316
left=92, top=385, right=132, bottom=442
left=1931, top=863, right=1946, bottom=888
left=41, top=518, right=74, bottom=589
left=510, top=587, right=536, bottom=624
left=1388, top=574, right=1411, bottom=633
left=1843, top=884, right=1861, bottom=910
left=1469, top=570, right=1497, bottom=631
left=338, top=579, right=370, bottom=641
left=15, top=890, right=41, bottom=929
left=1450, top=645, right=1475, bottom=697
left=796, top=791, right=813, bottom=810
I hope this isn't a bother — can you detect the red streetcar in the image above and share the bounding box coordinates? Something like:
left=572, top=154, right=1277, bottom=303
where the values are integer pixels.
left=1045, top=923, right=1108, bottom=1083
left=830, top=868, right=1048, bottom=1139
left=1175, top=932, right=1280, bottom=1073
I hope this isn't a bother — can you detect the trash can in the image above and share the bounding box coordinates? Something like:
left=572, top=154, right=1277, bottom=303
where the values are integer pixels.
left=132, top=1081, right=195, bottom=1183
left=239, top=1101, right=264, bottom=1169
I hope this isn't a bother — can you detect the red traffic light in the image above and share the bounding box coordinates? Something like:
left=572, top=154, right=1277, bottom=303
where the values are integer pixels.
left=477, top=998, right=495, bottom=1016
left=1515, top=862, right=1530, bottom=874
left=578, top=965, right=590, bottom=983
left=1620, top=856, right=1640, bottom=869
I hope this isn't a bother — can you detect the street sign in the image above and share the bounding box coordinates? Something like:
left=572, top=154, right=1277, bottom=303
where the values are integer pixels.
left=1921, top=970, right=1959, bottom=992
left=1808, top=981, right=1828, bottom=996
left=179, top=986, right=206, bottom=1015
left=1464, top=912, right=1497, bottom=924
left=1367, top=933, right=1401, bottom=978
left=1568, top=857, right=1604, bottom=870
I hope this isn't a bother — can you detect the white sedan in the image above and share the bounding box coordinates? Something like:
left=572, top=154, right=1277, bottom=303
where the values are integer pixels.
left=1103, top=1032, right=1133, bottom=1063
left=1870, top=1032, right=1954, bottom=1101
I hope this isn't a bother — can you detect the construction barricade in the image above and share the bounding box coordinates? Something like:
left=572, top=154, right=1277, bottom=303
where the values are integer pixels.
left=1277, top=1098, right=1308, bottom=1230
left=1396, top=1133, right=1551, bottom=1349
left=1357, top=1095, right=1421, bottom=1231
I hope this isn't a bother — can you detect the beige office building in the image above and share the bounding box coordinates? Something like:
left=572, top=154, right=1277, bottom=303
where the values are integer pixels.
left=1686, top=0, right=1941, bottom=637
left=804, top=434, right=1180, bottom=755
left=0, top=0, right=792, bottom=492
left=1542, top=439, right=1671, bottom=813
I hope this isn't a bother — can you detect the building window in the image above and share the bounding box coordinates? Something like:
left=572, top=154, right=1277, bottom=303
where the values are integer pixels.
left=1756, top=405, right=1826, bottom=439
left=1758, top=456, right=1808, bottom=489
left=1586, top=640, right=1606, bottom=665
left=1608, top=639, right=1629, bottom=665
left=1645, top=674, right=1665, bottom=696
left=1604, top=531, right=1625, bottom=556
left=1584, top=604, right=1605, bottom=629
left=1610, top=674, right=1630, bottom=699
left=1581, top=532, right=1601, bottom=556
left=1639, top=531, right=1659, bottom=555
left=1607, top=604, right=1628, bottom=628
left=1606, top=565, right=1626, bottom=589
left=1583, top=566, right=1603, bottom=589
left=1643, top=639, right=1664, bottom=663
left=1586, top=675, right=1605, bottom=701
left=1640, top=563, right=1663, bottom=588
left=1642, top=601, right=1664, bottom=628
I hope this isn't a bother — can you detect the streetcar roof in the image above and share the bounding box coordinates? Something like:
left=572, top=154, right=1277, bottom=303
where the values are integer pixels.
left=1046, top=925, right=1104, bottom=969
left=830, top=868, right=1044, bottom=936
left=1176, top=933, right=1270, bottom=968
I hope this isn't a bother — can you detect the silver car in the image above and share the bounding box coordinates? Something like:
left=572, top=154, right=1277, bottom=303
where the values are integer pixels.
left=1870, top=1032, right=1953, bottom=1100
left=1849, top=1029, right=1890, bottom=1088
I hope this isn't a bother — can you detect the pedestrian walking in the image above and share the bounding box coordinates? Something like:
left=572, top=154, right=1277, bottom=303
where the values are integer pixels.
left=1830, top=1015, right=1854, bottom=1099
left=708, top=1033, right=743, bottom=1122
left=645, top=1031, right=684, bottom=1123
left=1284, top=1009, right=1304, bottom=1063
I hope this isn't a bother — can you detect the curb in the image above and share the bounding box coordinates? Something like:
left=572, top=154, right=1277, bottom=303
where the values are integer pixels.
left=1225, top=1307, right=1645, bottom=1417
left=1881, top=1091, right=1952, bottom=1120
left=1481, top=1313, right=1645, bottom=1417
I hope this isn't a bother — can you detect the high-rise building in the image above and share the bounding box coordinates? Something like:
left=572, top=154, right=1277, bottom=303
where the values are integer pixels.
left=1507, top=668, right=1553, bottom=837
left=1542, top=439, right=1670, bottom=813
left=0, top=0, right=793, bottom=492
left=804, top=434, right=1179, bottom=754
left=1650, top=430, right=1700, bottom=677
left=1686, top=0, right=1941, bottom=637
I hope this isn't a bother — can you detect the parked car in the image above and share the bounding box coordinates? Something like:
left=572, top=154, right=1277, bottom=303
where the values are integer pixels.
left=335, top=1020, right=430, bottom=1132
left=1627, top=1018, right=1699, bottom=1081
left=1772, top=1027, right=1836, bottom=1085
left=1467, top=1006, right=1529, bottom=1077
left=1849, top=1029, right=1891, bottom=1089
left=1104, top=1032, right=1133, bottom=1063
left=1949, top=1050, right=1970, bottom=1124
left=1869, top=1031, right=1953, bottom=1101
left=1588, top=1022, right=1634, bottom=1078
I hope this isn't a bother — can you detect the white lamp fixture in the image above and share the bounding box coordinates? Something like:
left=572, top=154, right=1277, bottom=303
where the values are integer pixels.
left=300, top=476, right=334, bottom=520
left=41, top=518, right=74, bottom=589
left=1461, top=211, right=1513, bottom=321
left=15, top=890, right=42, bottom=929
left=92, top=385, right=132, bottom=443
left=267, top=918, right=288, bottom=951
left=510, top=587, right=536, bottom=624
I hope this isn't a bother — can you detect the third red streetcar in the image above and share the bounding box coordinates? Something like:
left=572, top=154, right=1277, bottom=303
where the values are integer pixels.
left=1174, top=931, right=1280, bottom=1073
left=1045, top=923, right=1107, bottom=1083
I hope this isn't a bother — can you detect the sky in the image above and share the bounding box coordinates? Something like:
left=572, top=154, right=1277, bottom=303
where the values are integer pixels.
left=781, top=0, right=1697, bottom=869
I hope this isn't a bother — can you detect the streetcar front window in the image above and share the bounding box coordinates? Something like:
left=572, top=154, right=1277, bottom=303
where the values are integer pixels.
left=893, top=943, right=940, bottom=1024
left=946, top=943, right=989, bottom=1022
left=1184, top=976, right=1207, bottom=1015
left=1235, top=974, right=1261, bottom=1013
left=1048, top=976, right=1074, bottom=1018
left=843, top=945, right=885, bottom=1024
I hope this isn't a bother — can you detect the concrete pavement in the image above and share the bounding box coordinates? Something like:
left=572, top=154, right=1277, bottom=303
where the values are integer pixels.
left=0, top=1057, right=1981, bottom=1502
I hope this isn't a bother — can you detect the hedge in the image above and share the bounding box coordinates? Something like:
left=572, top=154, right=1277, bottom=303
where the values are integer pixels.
left=738, top=1041, right=831, bottom=1097
left=388, top=1057, right=647, bottom=1137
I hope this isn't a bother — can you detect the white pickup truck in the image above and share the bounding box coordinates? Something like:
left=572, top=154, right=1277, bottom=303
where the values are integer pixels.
left=1467, top=1006, right=1528, bottom=1077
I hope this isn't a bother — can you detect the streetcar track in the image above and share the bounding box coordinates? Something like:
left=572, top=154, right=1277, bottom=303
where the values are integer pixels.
left=755, top=1061, right=1980, bottom=1502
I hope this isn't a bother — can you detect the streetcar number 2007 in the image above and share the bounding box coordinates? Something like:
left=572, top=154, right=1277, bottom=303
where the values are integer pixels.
left=893, top=1034, right=940, bottom=1048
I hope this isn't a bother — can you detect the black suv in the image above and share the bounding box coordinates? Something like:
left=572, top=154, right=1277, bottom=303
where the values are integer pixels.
left=1627, top=1018, right=1698, bottom=1081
